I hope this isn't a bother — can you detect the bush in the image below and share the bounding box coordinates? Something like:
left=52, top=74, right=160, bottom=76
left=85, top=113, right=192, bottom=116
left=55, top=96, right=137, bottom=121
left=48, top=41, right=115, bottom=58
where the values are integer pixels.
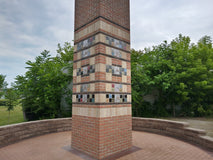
left=15, top=43, right=73, bottom=121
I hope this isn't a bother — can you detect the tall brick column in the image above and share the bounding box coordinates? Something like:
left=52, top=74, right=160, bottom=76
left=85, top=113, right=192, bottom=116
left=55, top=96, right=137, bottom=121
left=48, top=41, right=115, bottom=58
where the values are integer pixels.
left=72, top=0, right=132, bottom=159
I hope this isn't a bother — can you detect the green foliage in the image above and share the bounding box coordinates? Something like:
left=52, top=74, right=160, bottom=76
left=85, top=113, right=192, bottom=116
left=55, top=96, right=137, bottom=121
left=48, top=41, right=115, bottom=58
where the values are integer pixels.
left=197, top=106, right=206, bottom=117
left=15, top=42, right=73, bottom=120
left=8, top=35, right=213, bottom=119
left=5, top=88, right=19, bottom=111
left=0, top=74, right=7, bottom=98
left=0, top=99, right=8, bottom=106
left=131, top=34, right=213, bottom=117
left=0, top=75, right=4, bottom=88
left=4, top=88, right=19, bottom=122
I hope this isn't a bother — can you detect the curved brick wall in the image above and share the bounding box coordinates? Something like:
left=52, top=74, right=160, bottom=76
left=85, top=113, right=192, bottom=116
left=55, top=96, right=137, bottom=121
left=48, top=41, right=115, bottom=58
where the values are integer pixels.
left=0, top=118, right=72, bottom=148
left=0, top=117, right=212, bottom=151
left=132, top=117, right=213, bottom=151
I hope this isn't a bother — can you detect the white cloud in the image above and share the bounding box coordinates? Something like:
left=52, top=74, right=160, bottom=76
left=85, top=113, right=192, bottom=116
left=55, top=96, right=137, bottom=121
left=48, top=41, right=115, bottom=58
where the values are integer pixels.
left=0, top=0, right=74, bottom=85
left=130, top=0, right=213, bottom=49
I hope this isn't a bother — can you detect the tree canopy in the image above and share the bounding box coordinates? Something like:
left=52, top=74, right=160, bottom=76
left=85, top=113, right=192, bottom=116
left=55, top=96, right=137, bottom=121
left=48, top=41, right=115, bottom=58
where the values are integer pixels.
left=0, top=74, right=7, bottom=98
left=10, top=35, right=213, bottom=120
left=131, top=35, right=213, bottom=117
left=15, top=42, right=73, bottom=120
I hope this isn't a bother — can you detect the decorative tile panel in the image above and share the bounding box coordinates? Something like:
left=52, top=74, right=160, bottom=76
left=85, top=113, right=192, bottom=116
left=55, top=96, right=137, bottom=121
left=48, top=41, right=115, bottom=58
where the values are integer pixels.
left=81, top=49, right=91, bottom=58
left=106, top=36, right=127, bottom=50
left=77, top=65, right=95, bottom=77
left=76, top=94, right=95, bottom=103
left=106, top=65, right=127, bottom=76
left=81, top=84, right=90, bottom=92
left=112, top=84, right=122, bottom=92
left=77, top=36, right=96, bottom=51
left=106, top=94, right=128, bottom=103
left=106, top=46, right=129, bottom=60
left=111, top=48, right=122, bottom=58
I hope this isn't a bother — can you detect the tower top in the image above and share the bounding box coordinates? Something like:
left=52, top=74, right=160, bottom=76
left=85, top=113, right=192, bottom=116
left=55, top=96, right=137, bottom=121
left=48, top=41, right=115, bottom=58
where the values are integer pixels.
left=75, top=0, right=130, bottom=31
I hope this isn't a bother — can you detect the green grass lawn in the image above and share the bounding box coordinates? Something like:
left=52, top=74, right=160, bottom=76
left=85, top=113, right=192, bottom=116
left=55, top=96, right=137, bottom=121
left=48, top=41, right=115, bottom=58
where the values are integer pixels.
left=0, top=106, right=25, bottom=126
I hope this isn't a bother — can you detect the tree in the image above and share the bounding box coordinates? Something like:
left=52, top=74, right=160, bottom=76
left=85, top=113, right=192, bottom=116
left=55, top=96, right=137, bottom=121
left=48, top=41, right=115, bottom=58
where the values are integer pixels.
left=131, top=34, right=213, bottom=117
left=4, top=88, right=19, bottom=122
left=0, top=74, right=7, bottom=98
left=15, top=42, right=73, bottom=120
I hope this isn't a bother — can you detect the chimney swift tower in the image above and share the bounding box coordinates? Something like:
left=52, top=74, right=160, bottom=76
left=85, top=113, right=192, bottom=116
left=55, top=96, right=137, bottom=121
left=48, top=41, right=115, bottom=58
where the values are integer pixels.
left=72, top=0, right=132, bottom=159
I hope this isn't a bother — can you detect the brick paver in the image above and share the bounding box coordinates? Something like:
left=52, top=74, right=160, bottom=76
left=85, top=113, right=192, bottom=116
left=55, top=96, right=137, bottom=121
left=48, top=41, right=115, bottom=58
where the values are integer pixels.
left=0, top=131, right=212, bottom=160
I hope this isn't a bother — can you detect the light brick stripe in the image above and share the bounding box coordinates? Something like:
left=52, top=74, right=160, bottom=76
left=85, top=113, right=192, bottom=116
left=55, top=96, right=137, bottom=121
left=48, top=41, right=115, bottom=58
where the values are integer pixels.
left=72, top=106, right=131, bottom=118
left=75, top=20, right=130, bottom=43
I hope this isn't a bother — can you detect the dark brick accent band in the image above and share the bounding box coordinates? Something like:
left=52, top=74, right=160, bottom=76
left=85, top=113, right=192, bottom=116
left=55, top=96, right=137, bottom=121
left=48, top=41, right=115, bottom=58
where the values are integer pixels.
left=73, top=53, right=131, bottom=63
left=73, top=80, right=131, bottom=86
left=72, top=102, right=132, bottom=105
left=72, top=92, right=131, bottom=95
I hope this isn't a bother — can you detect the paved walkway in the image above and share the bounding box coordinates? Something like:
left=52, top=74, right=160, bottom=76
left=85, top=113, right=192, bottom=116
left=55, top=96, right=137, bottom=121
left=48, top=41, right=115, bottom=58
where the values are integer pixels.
left=0, top=131, right=213, bottom=160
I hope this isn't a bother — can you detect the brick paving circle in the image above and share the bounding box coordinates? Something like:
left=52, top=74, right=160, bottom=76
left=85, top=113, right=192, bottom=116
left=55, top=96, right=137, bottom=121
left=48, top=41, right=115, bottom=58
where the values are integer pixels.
left=0, top=131, right=212, bottom=160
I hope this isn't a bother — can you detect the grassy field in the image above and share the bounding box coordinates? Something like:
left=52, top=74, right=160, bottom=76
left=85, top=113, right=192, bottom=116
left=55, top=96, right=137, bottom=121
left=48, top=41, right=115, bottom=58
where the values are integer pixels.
left=0, top=106, right=25, bottom=126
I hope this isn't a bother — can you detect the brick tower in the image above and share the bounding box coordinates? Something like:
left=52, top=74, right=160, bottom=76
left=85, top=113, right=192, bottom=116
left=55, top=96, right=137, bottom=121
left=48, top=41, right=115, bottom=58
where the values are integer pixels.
left=72, top=0, right=132, bottom=159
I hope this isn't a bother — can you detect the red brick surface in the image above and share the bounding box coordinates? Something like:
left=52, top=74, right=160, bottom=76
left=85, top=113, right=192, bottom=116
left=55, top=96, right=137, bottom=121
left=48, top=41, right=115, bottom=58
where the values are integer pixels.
left=75, top=0, right=99, bottom=30
left=72, top=115, right=132, bottom=159
left=95, top=44, right=106, bottom=54
left=72, top=116, right=99, bottom=157
left=1, top=118, right=213, bottom=152
left=75, top=0, right=130, bottom=30
left=95, top=82, right=106, bottom=91
left=0, top=131, right=212, bottom=160
left=95, top=55, right=106, bottom=64
left=98, top=116, right=132, bottom=158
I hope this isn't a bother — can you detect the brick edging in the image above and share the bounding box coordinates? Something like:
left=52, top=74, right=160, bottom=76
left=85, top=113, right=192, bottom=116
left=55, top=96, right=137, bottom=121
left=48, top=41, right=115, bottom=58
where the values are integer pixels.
left=0, top=117, right=213, bottom=151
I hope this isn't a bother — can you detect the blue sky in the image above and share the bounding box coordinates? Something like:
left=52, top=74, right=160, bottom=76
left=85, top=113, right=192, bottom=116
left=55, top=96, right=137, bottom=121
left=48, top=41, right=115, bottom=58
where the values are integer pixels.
left=0, top=0, right=213, bottom=85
